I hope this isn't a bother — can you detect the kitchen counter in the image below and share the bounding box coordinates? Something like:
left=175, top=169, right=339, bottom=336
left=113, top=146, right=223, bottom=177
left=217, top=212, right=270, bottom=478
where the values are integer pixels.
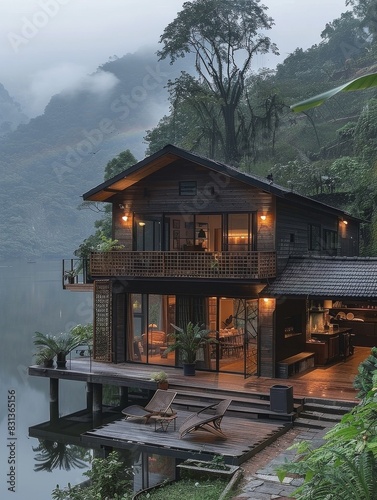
left=307, top=328, right=352, bottom=364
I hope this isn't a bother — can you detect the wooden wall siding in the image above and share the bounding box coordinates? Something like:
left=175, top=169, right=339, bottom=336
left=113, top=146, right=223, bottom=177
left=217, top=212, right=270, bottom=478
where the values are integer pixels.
left=275, top=299, right=307, bottom=361
left=275, top=199, right=357, bottom=272
left=258, top=298, right=276, bottom=378
left=90, top=250, right=276, bottom=279
left=93, top=280, right=113, bottom=362
left=339, top=220, right=359, bottom=256
left=113, top=162, right=274, bottom=247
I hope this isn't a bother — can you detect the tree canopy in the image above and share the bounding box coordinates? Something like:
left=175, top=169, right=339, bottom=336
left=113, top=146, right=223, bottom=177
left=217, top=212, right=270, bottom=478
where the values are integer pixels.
left=157, top=0, right=279, bottom=164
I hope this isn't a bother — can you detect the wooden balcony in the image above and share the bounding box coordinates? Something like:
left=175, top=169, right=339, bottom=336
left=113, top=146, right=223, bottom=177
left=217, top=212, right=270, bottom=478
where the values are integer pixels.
left=89, top=251, right=276, bottom=280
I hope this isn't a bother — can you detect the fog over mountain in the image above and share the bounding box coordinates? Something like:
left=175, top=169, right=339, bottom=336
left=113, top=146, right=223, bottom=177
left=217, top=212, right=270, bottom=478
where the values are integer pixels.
left=0, top=47, right=183, bottom=260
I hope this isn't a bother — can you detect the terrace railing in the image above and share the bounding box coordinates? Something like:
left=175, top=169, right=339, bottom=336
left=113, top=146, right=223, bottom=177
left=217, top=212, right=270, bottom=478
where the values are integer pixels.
left=89, top=251, right=276, bottom=280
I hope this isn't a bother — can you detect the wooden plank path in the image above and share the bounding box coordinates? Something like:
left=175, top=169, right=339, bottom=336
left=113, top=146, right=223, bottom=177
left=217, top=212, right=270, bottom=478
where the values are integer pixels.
left=81, top=410, right=289, bottom=465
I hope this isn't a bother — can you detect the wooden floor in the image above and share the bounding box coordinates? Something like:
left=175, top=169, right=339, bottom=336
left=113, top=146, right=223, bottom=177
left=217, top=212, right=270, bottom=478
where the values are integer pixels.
left=28, top=348, right=371, bottom=466
left=81, top=409, right=288, bottom=465
left=35, top=345, right=369, bottom=403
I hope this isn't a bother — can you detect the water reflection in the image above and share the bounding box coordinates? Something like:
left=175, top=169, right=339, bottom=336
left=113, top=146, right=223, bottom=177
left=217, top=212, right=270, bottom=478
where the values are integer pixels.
left=0, top=260, right=175, bottom=498
left=33, top=440, right=90, bottom=472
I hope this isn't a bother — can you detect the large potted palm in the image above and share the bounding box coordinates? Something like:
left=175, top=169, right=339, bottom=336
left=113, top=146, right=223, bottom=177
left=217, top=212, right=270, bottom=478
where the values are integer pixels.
left=164, top=322, right=216, bottom=376
left=33, top=330, right=84, bottom=368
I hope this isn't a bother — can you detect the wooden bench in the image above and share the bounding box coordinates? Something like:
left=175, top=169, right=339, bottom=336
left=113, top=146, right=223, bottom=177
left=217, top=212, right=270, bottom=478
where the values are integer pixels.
left=276, top=352, right=315, bottom=379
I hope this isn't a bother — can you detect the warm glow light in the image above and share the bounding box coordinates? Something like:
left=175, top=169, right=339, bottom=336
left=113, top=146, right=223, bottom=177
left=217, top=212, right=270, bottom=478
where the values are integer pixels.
left=343, top=220, right=348, bottom=225
left=260, top=215, right=267, bottom=221
left=139, top=221, right=146, bottom=226
left=263, top=298, right=269, bottom=303
left=121, top=215, right=128, bottom=222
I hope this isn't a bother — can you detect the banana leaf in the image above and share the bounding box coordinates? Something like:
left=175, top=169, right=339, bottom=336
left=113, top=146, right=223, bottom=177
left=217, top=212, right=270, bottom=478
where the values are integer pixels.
left=290, top=72, right=377, bottom=112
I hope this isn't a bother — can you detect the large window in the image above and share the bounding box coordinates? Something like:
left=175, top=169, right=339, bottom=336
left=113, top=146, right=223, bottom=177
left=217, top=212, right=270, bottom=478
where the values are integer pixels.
left=227, top=213, right=254, bottom=251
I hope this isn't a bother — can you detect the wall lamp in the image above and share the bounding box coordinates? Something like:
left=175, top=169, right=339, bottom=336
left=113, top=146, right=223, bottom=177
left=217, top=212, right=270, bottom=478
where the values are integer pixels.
left=119, top=204, right=129, bottom=222
left=260, top=215, right=267, bottom=221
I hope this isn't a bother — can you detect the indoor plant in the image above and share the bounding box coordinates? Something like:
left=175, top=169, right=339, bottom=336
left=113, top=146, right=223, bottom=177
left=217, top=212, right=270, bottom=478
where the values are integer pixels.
left=150, top=371, right=169, bottom=390
left=165, top=322, right=216, bottom=376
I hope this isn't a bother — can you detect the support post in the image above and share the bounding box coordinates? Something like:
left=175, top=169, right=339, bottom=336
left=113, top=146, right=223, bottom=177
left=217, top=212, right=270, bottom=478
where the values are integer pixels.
left=49, top=378, right=59, bottom=423
left=92, top=383, right=103, bottom=426
left=86, top=382, right=93, bottom=411
left=119, top=386, right=128, bottom=408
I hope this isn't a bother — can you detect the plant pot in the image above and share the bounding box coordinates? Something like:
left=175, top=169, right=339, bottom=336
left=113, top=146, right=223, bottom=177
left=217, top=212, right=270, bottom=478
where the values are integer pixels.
left=43, top=359, right=54, bottom=368
left=177, top=459, right=240, bottom=479
left=56, top=352, right=67, bottom=369
left=183, top=363, right=196, bottom=376
left=67, top=276, right=75, bottom=284
left=158, top=381, right=169, bottom=390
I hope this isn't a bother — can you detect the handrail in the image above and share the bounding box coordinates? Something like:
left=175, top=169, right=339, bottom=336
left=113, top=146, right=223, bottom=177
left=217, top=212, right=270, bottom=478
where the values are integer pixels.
left=89, top=251, right=276, bottom=280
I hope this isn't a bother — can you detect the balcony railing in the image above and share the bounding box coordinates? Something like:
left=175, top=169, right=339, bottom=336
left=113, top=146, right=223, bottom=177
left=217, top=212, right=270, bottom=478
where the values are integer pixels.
left=89, top=251, right=276, bottom=280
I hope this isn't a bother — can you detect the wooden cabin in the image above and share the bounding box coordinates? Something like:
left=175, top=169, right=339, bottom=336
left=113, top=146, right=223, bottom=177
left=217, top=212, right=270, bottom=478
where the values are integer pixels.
left=70, top=144, right=364, bottom=378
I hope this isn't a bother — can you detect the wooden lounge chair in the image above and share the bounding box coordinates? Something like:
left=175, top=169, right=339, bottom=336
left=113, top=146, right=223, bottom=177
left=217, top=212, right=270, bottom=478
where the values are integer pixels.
left=179, top=399, right=231, bottom=439
left=121, top=389, right=177, bottom=423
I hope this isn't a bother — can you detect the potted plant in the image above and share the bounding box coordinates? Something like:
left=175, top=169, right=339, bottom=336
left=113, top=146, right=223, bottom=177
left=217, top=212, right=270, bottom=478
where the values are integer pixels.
left=33, top=330, right=83, bottom=368
left=34, top=346, right=55, bottom=368
left=64, top=269, right=77, bottom=284
left=150, top=371, right=169, bottom=390
left=165, top=322, right=217, bottom=376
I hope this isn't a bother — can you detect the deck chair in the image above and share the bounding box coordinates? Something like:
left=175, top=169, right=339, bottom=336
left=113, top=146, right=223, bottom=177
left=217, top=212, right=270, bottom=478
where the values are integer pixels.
left=179, top=399, right=231, bottom=439
left=121, top=389, right=177, bottom=423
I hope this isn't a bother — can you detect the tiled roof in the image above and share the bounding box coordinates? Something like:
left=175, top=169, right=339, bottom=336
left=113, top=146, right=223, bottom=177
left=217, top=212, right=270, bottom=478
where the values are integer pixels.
left=262, top=256, right=377, bottom=299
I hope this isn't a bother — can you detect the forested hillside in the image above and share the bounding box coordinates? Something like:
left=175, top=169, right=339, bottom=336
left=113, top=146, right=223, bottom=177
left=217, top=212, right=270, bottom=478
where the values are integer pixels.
left=0, top=50, right=185, bottom=260
left=2, top=1, right=377, bottom=259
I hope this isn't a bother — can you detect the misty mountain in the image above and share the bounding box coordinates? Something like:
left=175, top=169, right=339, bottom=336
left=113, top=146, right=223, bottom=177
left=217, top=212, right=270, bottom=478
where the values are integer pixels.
left=0, top=48, right=186, bottom=260
left=0, top=83, right=29, bottom=137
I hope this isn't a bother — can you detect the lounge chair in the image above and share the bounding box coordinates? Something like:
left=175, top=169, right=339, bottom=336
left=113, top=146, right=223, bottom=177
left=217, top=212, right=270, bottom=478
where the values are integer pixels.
left=122, top=389, right=177, bottom=423
left=179, top=399, right=231, bottom=439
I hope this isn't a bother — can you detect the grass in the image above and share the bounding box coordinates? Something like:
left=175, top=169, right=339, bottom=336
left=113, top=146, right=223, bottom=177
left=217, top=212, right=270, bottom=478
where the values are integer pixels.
left=136, top=478, right=229, bottom=499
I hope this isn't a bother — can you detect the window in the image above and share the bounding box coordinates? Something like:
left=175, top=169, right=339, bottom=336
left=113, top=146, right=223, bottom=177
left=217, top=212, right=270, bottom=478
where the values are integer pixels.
left=179, top=181, right=197, bottom=196
left=308, top=224, right=321, bottom=251
left=323, top=229, right=338, bottom=255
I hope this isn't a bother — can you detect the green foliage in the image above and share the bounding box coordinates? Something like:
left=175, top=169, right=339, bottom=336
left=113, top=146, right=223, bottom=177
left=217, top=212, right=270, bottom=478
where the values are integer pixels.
left=354, top=346, right=377, bottom=398
left=136, top=478, right=227, bottom=500
left=104, top=149, right=137, bottom=180
left=34, top=323, right=93, bottom=357
left=276, top=349, right=377, bottom=499
left=52, top=451, right=133, bottom=499
left=157, top=0, right=279, bottom=163
left=165, top=322, right=216, bottom=364
left=96, top=234, right=124, bottom=252
left=149, top=371, right=168, bottom=382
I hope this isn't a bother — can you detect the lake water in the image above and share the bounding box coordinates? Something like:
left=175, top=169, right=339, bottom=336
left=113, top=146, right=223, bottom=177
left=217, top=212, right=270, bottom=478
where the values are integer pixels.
left=0, top=260, right=93, bottom=499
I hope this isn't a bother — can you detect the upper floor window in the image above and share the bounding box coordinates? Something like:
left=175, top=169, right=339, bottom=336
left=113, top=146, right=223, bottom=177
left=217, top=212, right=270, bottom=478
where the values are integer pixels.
left=179, top=181, right=197, bottom=196
left=308, top=224, right=321, bottom=251
left=323, top=229, right=338, bottom=255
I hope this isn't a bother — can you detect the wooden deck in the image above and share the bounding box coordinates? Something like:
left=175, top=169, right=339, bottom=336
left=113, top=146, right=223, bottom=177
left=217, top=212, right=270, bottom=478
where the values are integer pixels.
left=81, top=409, right=288, bottom=465
left=28, top=348, right=370, bottom=466
left=29, top=345, right=369, bottom=403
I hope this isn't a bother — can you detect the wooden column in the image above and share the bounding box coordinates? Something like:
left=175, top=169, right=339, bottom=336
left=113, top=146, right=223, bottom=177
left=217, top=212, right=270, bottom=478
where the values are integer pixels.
left=259, top=298, right=276, bottom=378
left=49, top=378, right=59, bottom=423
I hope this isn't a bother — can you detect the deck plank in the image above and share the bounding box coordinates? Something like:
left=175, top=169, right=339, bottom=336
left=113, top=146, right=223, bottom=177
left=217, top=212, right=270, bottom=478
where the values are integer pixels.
left=82, top=410, right=288, bottom=465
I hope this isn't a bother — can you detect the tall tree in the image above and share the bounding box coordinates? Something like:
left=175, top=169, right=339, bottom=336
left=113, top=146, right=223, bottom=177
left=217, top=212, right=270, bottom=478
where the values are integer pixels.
left=157, top=0, right=279, bottom=164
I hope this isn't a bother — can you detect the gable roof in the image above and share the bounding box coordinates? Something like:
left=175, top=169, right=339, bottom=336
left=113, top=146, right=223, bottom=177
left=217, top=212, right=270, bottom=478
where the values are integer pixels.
left=262, top=256, right=377, bottom=299
left=83, top=144, right=360, bottom=221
